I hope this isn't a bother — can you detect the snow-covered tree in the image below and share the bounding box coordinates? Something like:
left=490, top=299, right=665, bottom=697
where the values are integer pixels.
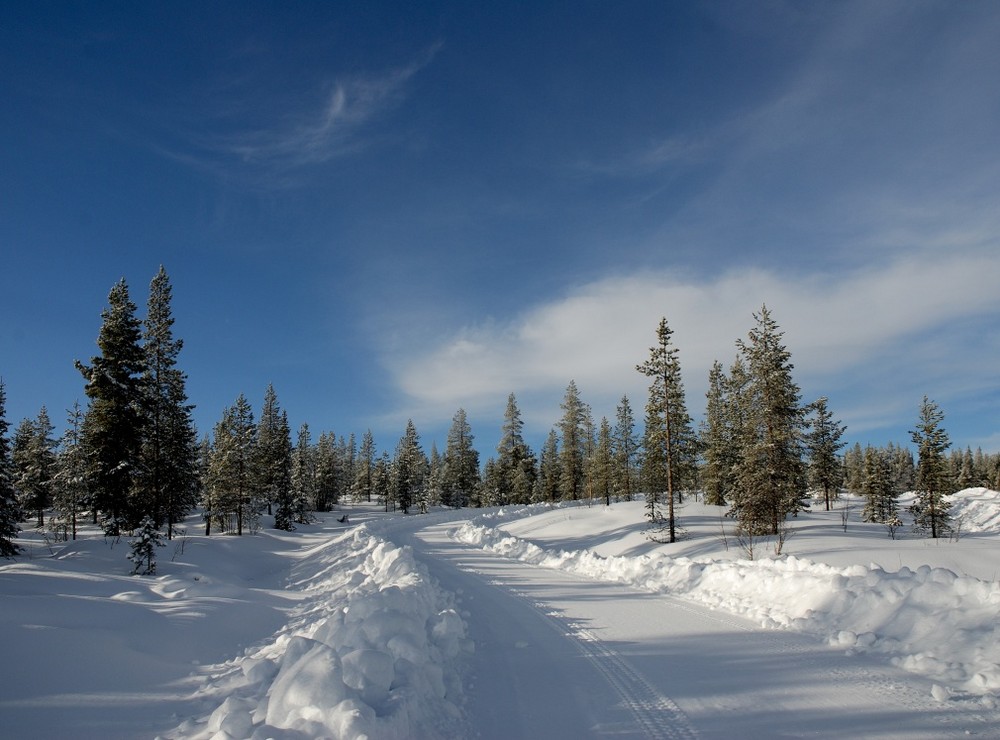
left=290, top=423, right=315, bottom=525
left=255, top=385, right=293, bottom=529
left=590, top=417, right=614, bottom=506
left=315, top=431, right=339, bottom=511
left=700, top=361, right=734, bottom=507
left=909, top=396, right=952, bottom=538
left=496, top=393, right=537, bottom=505
left=351, top=429, right=376, bottom=504
left=76, top=279, right=146, bottom=535
left=52, top=402, right=89, bottom=540
left=611, top=395, right=638, bottom=503
left=806, top=397, right=846, bottom=511
left=538, top=429, right=560, bottom=503
left=139, top=266, right=198, bottom=538
left=392, top=420, right=427, bottom=514
left=0, top=382, right=21, bottom=557
left=442, top=408, right=479, bottom=508
left=12, top=407, right=57, bottom=529
left=861, top=446, right=899, bottom=524
left=557, top=380, right=591, bottom=501
left=209, top=394, right=258, bottom=535
left=128, top=515, right=164, bottom=575
left=728, top=306, right=807, bottom=535
left=637, top=317, right=696, bottom=543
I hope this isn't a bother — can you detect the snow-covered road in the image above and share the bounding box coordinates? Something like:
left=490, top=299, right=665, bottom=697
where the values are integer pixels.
left=402, top=518, right=996, bottom=739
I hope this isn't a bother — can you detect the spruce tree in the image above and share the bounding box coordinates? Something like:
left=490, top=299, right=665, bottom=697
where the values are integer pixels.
left=806, top=397, right=847, bottom=511
left=255, top=384, right=293, bottom=528
left=637, top=317, right=696, bottom=543
left=290, top=423, right=315, bottom=525
left=209, top=395, right=257, bottom=535
left=443, top=408, right=479, bottom=508
left=13, top=407, right=57, bottom=529
left=612, top=395, right=637, bottom=503
left=351, top=430, right=376, bottom=504
left=592, top=417, right=614, bottom=506
left=52, top=402, right=89, bottom=540
left=700, top=361, right=735, bottom=507
left=538, top=429, right=560, bottom=503
left=140, top=266, right=198, bottom=537
left=861, top=446, right=899, bottom=524
left=315, top=431, right=339, bottom=511
left=496, top=393, right=537, bottom=505
left=76, top=279, right=146, bottom=535
left=557, top=380, right=590, bottom=501
left=0, top=382, right=21, bottom=557
left=909, top=396, right=952, bottom=538
left=392, top=420, right=426, bottom=514
left=128, top=515, right=164, bottom=575
left=728, top=306, right=806, bottom=535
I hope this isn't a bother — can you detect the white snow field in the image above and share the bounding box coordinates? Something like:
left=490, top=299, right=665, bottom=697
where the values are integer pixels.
left=2, top=489, right=1000, bottom=738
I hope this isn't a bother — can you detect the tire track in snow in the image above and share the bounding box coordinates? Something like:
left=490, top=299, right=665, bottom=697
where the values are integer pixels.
left=492, top=579, right=699, bottom=740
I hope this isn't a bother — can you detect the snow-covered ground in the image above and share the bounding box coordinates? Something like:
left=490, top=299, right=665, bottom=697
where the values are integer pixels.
left=2, top=490, right=1000, bottom=738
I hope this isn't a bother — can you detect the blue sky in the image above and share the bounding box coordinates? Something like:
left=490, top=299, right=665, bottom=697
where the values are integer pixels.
left=3, top=1, right=1000, bottom=459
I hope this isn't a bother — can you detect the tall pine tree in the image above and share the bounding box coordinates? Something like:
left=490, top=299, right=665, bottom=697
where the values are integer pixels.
left=557, top=380, right=590, bottom=501
left=442, top=408, right=479, bottom=508
left=76, top=279, right=146, bottom=535
left=806, top=397, right=847, bottom=512
left=909, top=396, right=952, bottom=538
left=612, top=395, right=638, bottom=503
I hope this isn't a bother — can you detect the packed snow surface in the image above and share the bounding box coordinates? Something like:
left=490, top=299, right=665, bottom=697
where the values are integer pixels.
left=2, top=488, right=1000, bottom=738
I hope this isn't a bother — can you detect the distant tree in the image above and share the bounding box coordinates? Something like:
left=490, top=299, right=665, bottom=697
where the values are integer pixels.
left=76, top=279, right=146, bottom=535
left=351, top=430, right=376, bottom=504
left=197, top=435, right=213, bottom=535
left=374, top=451, right=392, bottom=511
left=909, top=396, right=952, bottom=538
left=392, top=420, right=427, bottom=514
left=806, top=397, right=847, bottom=511
left=209, top=394, right=258, bottom=535
left=496, top=393, right=537, bottom=505
left=255, top=385, right=293, bottom=529
left=637, top=317, right=696, bottom=542
left=427, top=442, right=445, bottom=507
left=128, top=515, right=164, bottom=575
left=538, top=429, right=561, bottom=503
left=842, top=442, right=865, bottom=494
left=442, top=408, right=480, bottom=508
left=139, top=266, right=198, bottom=538
left=315, top=431, right=339, bottom=511
left=290, top=423, right=315, bottom=525
left=52, top=402, right=89, bottom=540
left=0, top=382, right=21, bottom=557
left=13, top=407, right=57, bottom=529
left=728, top=306, right=807, bottom=535
left=861, top=446, right=899, bottom=524
left=591, top=417, right=614, bottom=506
left=557, top=380, right=591, bottom=501
left=700, top=362, right=733, bottom=507
left=611, top=395, right=638, bottom=503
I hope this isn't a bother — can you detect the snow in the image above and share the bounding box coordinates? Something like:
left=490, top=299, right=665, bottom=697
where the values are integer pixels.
left=2, top=489, right=1000, bottom=738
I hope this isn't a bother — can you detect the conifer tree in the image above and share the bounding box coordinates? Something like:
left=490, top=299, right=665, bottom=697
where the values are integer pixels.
left=52, top=402, right=89, bottom=540
left=13, top=407, right=57, bottom=529
left=374, top=451, right=392, bottom=511
left=427, top=442, right=445, bottom=507
left=637, top=317, right=696, bottom=542
left=209, top=394, right=257, bottom=535
left=700, top=361, right=734, bottom=507
left=255, top=385, right=293, bottom=528
left=612, top=395, right=638, bottom=503
left=0, top=382, right=21, bottom=557
left=806, top=397, right=847, bottom=511
left=496, top=393, right=537, bottom=505
left=392, top=420, right=426, bottom=514
left=591, top=417, right=614, bottom=506
left=315, top=431, right=339, bottom=511
left=351, top=430, right=376, bottom=504
left=728, top=306, right=806, bottom=535
left=76, top=279, right=146, bottom=535
left=140, top=266, right=198, bottom=537
left=538, top=429, right=560, bottom=503
left=290, top=423, right=315, bottom=525
left=909, top=396, right=952, bottom=538
left=861, top=446, right=899, bottom=524
left=557, top=380, right=590, bottom=501
left=128, top=515, right=164, bottom=575
left=443, top=408, right=479, bottom=508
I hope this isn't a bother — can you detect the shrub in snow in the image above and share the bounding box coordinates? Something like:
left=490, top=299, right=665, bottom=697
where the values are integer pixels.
left=127, top=516, right=164, bottom=575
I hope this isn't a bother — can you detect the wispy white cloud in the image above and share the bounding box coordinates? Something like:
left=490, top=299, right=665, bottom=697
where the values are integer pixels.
left=379, top=249, right=1000, bottom=442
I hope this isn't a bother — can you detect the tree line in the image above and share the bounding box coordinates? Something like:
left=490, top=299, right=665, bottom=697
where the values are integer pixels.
left=2, top=273, right=997, bottom=558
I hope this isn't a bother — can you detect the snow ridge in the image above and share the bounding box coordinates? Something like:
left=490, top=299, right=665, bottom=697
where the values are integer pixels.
left=452, top=518, right=1000, bottom=700
left=166, top=526, right=472, bottom=740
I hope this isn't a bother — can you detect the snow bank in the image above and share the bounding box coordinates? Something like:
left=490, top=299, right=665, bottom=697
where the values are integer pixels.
left=166, top=526, right=472, bottom=740
left=453, top=519, right=1000, bottom=698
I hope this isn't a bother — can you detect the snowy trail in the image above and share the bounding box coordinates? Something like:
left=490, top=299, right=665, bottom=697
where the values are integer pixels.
left=401, top=519, right=997, bottom=739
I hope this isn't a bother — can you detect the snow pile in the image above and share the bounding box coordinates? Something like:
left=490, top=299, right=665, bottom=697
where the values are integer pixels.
left=950, top=487, right=1000, bottom=533
left=167, top=525, right=472, bottom=740
left=453, top=519, right=1000, bottom=697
